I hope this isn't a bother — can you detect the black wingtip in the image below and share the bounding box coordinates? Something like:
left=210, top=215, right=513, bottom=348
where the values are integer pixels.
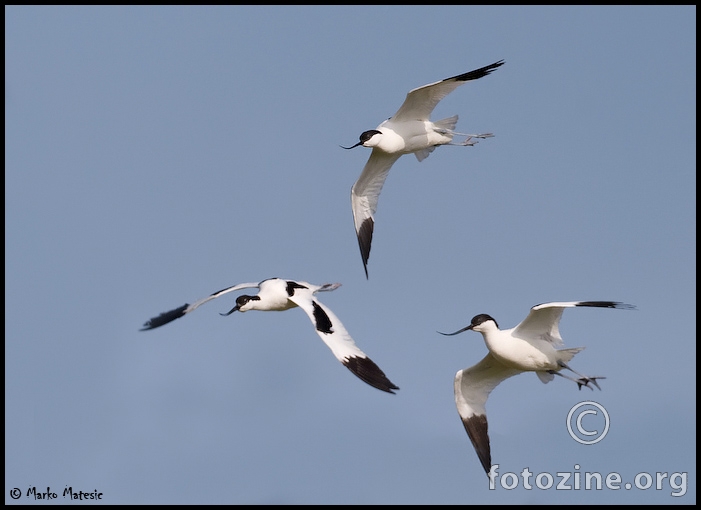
left=486, top=59, right=505, bottom=71
left=343, top=356, right=399, bottom=394
left=453, top=59, right=505, bottom=83
left=575, top=301, right=637, bottom=311
left=357, top=217, right=374, bottom=279
left=461, top=414, right=491, bottom=475
left=140, top=303, right=189, bottom=331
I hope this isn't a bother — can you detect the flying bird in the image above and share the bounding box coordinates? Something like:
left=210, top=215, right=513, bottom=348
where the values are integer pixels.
left=438, top=301, right=636, bottom=475
left=342, top=60, right=504, bottom=278
left=141, top=278, right=399, bottom=394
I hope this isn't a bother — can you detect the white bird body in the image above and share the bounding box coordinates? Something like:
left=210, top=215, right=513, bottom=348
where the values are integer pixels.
left=141, top=277, right=399, bottom=394
left=477, top=321, right=580, bottom=373
left=344, top=60, right=504, bottom=277
left=367, top=117, right=456, bottom=156
left=235, top=277, right=298, bottom=312
left=440, top=300, right=636, bottom=475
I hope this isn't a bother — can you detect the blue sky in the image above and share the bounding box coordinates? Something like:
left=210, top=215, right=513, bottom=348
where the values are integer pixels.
left=5, top=5, right=695, bottom=504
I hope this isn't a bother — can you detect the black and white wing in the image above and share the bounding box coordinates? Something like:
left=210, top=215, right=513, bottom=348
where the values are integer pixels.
left=140, top=282, right=261, bottom=330
left=512, top=301, right=636, bottom=347
left=391, top=60, right=504, bottom=123
left=287, top=286, right=399, bottom=393
left=350, top=150, right=402, bottom=278
left=454, top=353, right=522, bottom=475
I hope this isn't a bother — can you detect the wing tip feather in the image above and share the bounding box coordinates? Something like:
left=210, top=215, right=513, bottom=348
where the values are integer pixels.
left=343, top=356, right=399, bottom=394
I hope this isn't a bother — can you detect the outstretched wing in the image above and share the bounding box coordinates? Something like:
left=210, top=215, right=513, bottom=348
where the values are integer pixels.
left=140, top=282, right=261, bottom=330
left=513, top=301, right=636, bottom=346
left=350, top=149, right=402, bottom=278
left=287, top=288, right=399, bottom=394
left=392, top=60, right=504, bottom=123
left=455, top=353, right=522, bottom=475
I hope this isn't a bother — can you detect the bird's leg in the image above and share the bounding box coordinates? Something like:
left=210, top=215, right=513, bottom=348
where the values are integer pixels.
left=450, top=131, right=494, bottom=139
left=554, top=361, right=606, bottom=391
left=450, top=129, right=495, bottom=138
left=548, top=370, right=593, bottom=390
left=449, top=136, right=479, bottom=146
left=448, top=132, right=495, bottom=146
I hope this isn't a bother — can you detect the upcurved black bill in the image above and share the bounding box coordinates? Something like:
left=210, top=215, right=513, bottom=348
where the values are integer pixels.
left=220, top=305, right=240, bottom=316
left=340, top=141, right=363, bottom=150
left=437, top=325, right=473, bottom=336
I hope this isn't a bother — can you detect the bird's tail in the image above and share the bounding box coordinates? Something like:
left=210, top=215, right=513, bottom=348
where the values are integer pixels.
left=433, top=115, right=459, bottom=133
left=317, top=283, right=341, bottom=293
left=557, top=347, right=585, bottom=364
left=433, top=114, right=494, bottom=146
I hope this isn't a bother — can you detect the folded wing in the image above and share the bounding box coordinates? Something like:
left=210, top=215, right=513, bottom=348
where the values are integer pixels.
left=288, top=288, right=399, bottom=393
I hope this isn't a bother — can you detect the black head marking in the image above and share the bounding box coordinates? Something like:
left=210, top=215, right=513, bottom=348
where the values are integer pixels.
left=236, top=295, right=260, bottom=307
left=221, top=294, right=261, bottom=316
left=312, top=301, right=333, bottom=334
left=359, top=129, right=382, bottom=143
left=471, top=314, right=497, bottom=329
left=286, top=281, right=308, bottom=297
left=341, top=130, right=381, bottom=150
